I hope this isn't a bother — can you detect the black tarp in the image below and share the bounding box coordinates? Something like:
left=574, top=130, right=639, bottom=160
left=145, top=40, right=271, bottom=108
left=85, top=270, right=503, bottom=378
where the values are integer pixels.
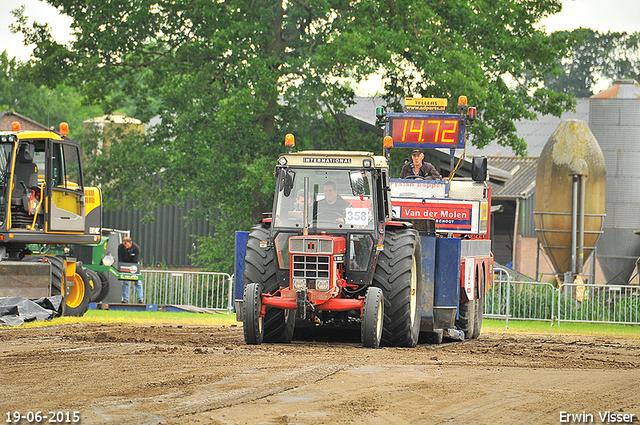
left=0, top=296, right=63, bottom=326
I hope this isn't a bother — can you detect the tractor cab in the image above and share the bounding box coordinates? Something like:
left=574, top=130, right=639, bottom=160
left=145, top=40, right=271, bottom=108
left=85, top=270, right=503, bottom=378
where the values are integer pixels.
left=271, top=149, right=392, bottom=290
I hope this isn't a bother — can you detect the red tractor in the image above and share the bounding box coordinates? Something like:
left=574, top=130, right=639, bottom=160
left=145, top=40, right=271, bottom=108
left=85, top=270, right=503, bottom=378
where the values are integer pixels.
left=236, top=97, right=492, bottom=347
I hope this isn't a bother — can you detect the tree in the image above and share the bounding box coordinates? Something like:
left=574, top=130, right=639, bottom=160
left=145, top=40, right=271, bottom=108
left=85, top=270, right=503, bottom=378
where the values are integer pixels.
left=545, top=29, right=640, bottom=97
left=0, top=50, right=103, bottom=139
left=13, top=0, right=573, bottom=271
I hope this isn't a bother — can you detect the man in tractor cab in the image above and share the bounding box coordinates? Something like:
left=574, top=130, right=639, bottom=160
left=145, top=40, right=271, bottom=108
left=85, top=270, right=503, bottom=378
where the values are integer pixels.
left=399, top=148, right=441, bottom=180
left=313, top=180, right=352, bottom=223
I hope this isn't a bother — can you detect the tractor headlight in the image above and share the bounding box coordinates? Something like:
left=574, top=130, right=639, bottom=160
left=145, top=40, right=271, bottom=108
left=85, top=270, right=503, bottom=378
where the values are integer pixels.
left=293, top=278, right=307, bottom=290
left=315, top=279, right=330, bottom=291
left=102, top=254, right=115, bottom=267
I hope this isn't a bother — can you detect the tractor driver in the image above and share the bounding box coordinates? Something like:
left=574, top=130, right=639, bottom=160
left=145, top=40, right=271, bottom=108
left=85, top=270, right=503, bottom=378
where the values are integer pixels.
left=313, top=180, right=352, bottom=223
left=399, top=148, right=441, bottom=180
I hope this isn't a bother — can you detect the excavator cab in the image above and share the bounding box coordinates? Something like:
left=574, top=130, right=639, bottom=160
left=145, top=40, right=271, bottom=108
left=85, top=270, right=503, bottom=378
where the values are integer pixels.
left=0, top=123, right=102, bottom=317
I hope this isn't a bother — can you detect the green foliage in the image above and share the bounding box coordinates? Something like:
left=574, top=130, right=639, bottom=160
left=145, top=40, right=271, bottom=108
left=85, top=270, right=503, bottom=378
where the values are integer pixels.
left=545, top=29, right=640, bottom=97
left=12, top=0, right=577, bottom=271
left=0, top=51, right=102, bottom=139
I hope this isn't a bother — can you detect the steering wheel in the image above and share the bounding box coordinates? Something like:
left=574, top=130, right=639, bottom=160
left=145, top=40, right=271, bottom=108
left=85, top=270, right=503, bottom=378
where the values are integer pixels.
left=404, top=175, right=423, bottom=180
left=316, top=211, right=345, bottom=224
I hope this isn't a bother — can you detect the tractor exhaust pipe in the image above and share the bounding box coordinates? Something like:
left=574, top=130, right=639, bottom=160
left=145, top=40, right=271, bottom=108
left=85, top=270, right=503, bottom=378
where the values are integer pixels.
left=303, top=177, right=309, bottom=236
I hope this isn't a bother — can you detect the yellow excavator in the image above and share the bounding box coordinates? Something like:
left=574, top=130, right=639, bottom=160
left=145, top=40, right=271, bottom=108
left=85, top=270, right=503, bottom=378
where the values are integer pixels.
left=0, top=121, right=102, bottom=316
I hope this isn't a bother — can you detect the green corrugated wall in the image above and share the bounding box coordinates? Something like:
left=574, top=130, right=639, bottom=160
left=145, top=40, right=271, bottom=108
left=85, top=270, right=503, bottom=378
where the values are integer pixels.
left=103, top=200, right=214, bottom=267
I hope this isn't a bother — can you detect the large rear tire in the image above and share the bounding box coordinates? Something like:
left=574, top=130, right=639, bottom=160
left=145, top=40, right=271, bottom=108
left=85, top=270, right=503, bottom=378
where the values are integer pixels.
left=244, top=224, right=294, bottom=343
left=86, top=268, right=101, bottom=302
left=243, top=282, right=264, bottom=345
left=373, top=228, right=423, bottom=347
left=96, top=271, right=111, bottom=303
left=23, top=255, right=65, bottom=316
left=361, top=287, right=384, bottom=348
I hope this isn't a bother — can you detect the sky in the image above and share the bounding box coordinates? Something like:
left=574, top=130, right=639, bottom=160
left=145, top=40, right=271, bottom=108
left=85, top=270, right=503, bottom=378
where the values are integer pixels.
left=1, top=0, right=639, bottom=93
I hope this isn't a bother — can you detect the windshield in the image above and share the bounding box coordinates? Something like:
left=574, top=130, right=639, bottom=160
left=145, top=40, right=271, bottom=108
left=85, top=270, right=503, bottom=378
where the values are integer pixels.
left=0, top=142, right=13, bottom=227
left=274, top=168, right=375, bottom=231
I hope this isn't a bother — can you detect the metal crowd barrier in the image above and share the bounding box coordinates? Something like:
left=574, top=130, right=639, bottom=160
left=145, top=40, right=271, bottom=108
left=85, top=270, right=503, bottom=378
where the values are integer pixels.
left=556, top=283, right=640, bottom=325
left=140, top=270, right=233, bottom=313
left=484, top=269, right=640, bottom=327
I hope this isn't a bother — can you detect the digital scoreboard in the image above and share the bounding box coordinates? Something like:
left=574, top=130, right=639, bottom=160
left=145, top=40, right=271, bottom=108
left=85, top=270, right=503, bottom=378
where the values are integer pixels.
left=385, top=113, right=465, bottom=149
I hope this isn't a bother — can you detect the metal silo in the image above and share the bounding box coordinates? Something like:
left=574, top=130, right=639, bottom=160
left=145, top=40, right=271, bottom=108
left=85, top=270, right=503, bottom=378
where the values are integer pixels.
left=589, top=79, right=640, bottom=284
left=534, top=120, right=606, bottom=279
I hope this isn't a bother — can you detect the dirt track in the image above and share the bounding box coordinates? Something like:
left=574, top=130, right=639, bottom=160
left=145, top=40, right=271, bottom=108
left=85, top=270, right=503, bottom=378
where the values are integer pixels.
left=1, top=322, right=639, bottom=425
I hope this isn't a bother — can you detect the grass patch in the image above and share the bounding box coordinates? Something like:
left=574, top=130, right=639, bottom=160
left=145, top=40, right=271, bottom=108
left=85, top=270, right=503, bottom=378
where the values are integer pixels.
left=483, top=318, right=640, bottom=339
left=13, top=309, right=241, bottom=329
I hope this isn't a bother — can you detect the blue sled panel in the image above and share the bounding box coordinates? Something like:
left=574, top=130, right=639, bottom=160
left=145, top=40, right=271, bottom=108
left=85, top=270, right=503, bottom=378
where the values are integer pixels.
left=419, top=235, right=436, bottom=332
left=433, top=237, right=460, bottom=330
left=234, top=231, right=250, bottom=312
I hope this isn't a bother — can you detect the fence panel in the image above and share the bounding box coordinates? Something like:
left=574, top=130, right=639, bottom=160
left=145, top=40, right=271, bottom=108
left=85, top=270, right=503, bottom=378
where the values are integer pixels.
left=140, top=270, right=233, bottom=312
left=557, top=283, right=640, bottom=325
left=485, top=269, right=640, bottom=326
left=136, top=268, right=640, bottom=324
left=484, top=271, right=556, bottom=326
left=483, top=267, right=511, bottom=321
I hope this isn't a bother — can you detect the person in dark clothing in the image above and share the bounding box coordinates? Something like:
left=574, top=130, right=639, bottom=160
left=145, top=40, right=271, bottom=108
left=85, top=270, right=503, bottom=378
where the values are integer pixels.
left=118, top=236, right=143, bottom=303
left=314, top=180, right=352, bottom=223
left=399, top=148, right=441, bottom=180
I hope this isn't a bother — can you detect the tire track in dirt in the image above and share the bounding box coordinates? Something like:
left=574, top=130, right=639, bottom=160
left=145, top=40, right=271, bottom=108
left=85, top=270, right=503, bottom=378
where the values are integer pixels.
left=1, top=323, right=639, bottom=424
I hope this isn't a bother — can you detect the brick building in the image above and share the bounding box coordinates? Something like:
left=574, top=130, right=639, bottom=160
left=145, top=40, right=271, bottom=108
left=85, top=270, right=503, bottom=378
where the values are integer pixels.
left=0, top=110, right=49, bottom=131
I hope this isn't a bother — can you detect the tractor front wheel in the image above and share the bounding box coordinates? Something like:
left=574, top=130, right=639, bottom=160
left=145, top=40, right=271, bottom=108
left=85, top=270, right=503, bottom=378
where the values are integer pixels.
left=244, top=224, right=294, bottom=343
left=361, top=287, right=384, bottom=348
left=243, top=282, right=264, bottom=345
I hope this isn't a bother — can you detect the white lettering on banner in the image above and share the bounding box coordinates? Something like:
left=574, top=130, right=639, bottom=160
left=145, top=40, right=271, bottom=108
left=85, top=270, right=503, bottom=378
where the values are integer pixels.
left=391, top=182, right=443, bottom=189
left=401, top=206, right=469, bottom=220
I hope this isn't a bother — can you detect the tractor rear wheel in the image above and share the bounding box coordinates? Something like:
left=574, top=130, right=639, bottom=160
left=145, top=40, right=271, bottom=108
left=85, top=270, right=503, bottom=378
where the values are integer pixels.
left=361, top=287, right=384, bottom=348
left=243, top=282, right=264, bottom=345
left=96, top=271, right=111, bottom=303
left=86, top=268, right=102, bottom=303
left=373, top=228, right=423, bottom=347
left=244, top=224, right=294, bottom=343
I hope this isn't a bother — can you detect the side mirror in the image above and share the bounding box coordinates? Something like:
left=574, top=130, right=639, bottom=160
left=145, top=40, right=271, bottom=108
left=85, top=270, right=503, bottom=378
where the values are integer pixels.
left=349, top=171, right=369, bottom=196
left=283, top=173, right=293, bottom=197
left=279, top=169, right=295, bottom=197
left=472, top=156, right=487, bottom=182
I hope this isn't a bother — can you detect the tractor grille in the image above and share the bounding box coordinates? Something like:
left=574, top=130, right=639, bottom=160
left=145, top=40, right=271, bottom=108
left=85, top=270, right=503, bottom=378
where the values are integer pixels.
left=289, top=238, right=333, bottom=254
left=292, top=255, right=330, bottom=280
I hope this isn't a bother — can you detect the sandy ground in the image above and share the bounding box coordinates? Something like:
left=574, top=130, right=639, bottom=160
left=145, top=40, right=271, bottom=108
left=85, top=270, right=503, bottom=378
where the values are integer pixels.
left=1, top=322, right=639, bottom=425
